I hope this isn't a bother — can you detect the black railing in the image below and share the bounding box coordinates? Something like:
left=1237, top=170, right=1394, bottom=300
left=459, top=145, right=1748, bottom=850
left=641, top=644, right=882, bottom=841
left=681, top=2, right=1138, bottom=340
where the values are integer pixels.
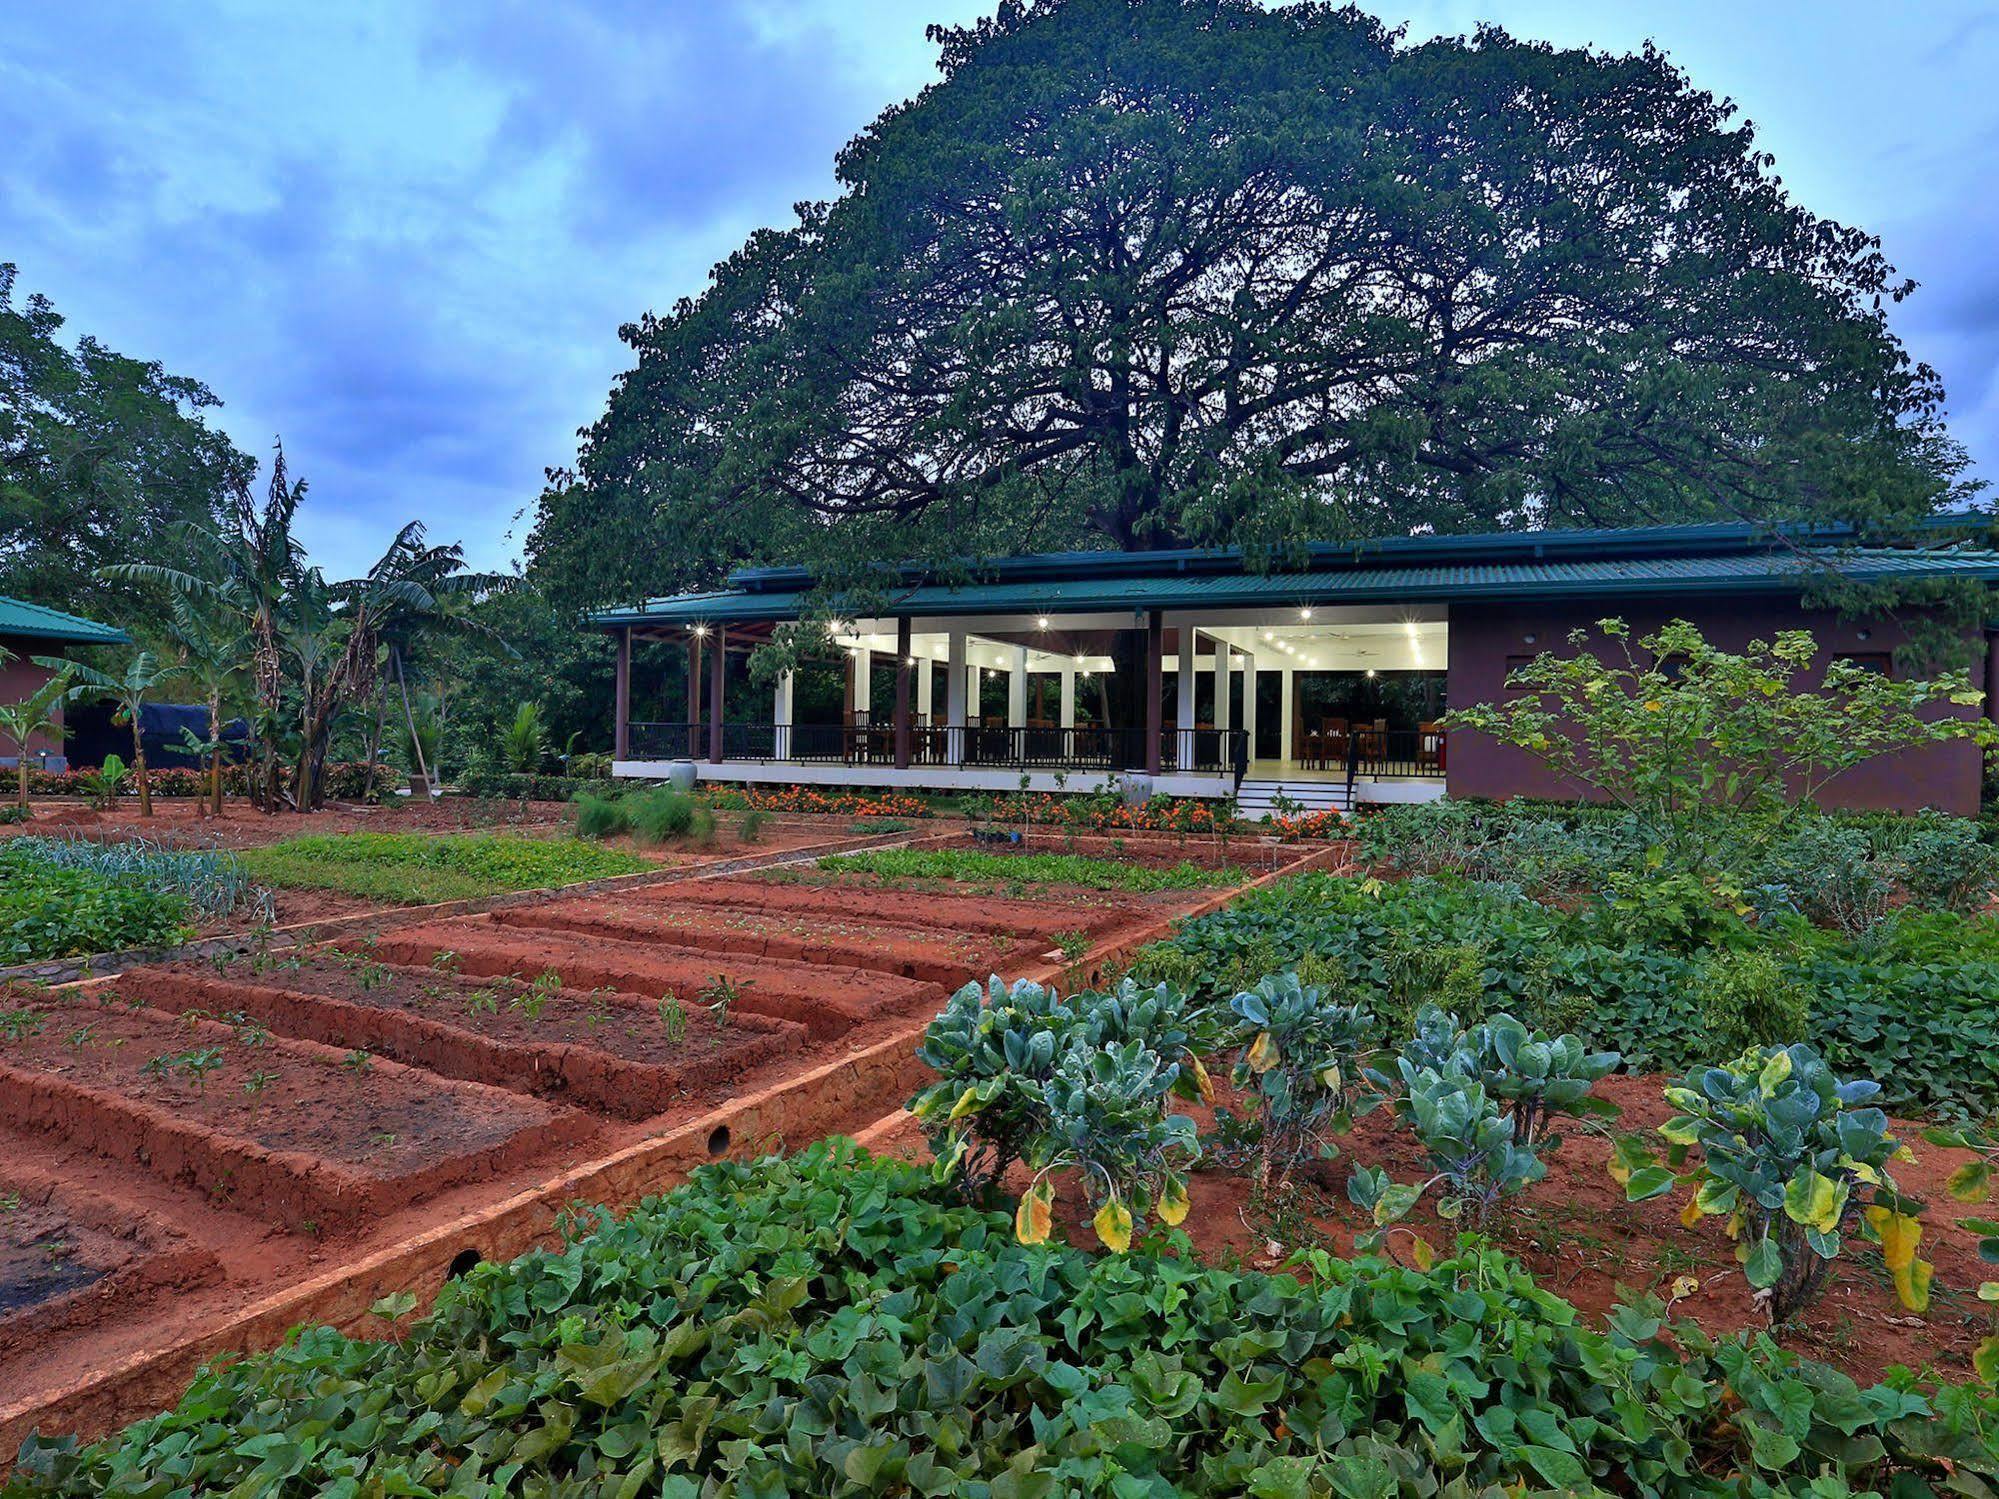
left=1345, top=728, right=1447, bottom=792
left=624, top=720, right=1248, bottom=778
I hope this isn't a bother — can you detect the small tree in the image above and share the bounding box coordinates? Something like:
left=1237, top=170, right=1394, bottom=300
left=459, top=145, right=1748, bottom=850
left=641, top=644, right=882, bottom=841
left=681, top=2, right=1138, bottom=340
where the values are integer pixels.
left=0, top=665, right=73, bottom=810
left=1444, top=619, right=1995, bottom=873
left=42, top=652, right=184, bottom=817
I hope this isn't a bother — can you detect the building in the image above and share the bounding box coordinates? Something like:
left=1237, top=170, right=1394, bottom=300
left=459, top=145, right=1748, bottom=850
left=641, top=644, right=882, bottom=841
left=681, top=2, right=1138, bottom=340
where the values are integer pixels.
left=588, top=520, right=1999, bottom=817
left=0, top=596, right=130, bottom=773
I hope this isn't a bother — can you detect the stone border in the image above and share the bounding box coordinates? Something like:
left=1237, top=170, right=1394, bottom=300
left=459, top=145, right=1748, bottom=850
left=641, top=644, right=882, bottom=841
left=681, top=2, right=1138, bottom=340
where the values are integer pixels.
left=0, top=837, right=1345, bottom=1459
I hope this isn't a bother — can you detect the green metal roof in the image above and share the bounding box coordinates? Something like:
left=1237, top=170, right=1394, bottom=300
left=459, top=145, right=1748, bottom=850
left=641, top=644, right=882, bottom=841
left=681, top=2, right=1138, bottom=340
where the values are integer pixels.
left=0, top=595, right=130, bottom=646
left=590, top=532, right=1999, bottom=630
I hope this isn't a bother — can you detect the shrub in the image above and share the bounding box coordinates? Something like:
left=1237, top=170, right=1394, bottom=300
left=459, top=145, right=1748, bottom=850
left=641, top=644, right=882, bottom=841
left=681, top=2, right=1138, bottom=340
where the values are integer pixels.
left=1223, top=971, right=1373, bottom=1186
left=572, top=791, right=630, bottom=840
left=456, top=770, right=628, bottom=801
left=736, top=807, right=772, bottom=844
left=1349, top=1068, right=1546, bottom=1232
left=1888, top=809, right=1999, bottom=913
left=1617, top=1044, right=1926, bottom=1325
left=1696, top=947, right=1810, bottom=1057
left=625, top=786, right=704, bottom=844
left=18, top=1140, right=1999, bottom=1494
left=567, top=751, right=612, bottom=779
left=500, top=701, right=547, bottom=774
left=1756, top=819, right=1895, bottom=935
left=0, top=804, right=27, bottom=825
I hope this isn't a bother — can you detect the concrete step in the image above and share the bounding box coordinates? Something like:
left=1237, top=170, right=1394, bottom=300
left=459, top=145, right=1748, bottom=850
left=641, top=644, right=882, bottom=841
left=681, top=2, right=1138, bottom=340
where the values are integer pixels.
left=1234, top=779, right=1352, bottom=818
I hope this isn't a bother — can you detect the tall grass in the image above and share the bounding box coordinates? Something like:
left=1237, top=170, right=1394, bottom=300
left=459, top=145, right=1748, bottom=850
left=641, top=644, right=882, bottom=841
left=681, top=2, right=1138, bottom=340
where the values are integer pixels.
left=573, top=787, right=714, bottom=847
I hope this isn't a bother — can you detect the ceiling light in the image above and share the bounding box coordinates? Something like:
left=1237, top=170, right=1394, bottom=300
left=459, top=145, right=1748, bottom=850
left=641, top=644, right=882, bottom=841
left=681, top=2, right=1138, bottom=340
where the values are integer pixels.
left=1036, top=616, right=1049, bottom=629
left=1299, top=608, right=1313, bottom=621
left=692, top=625, right=708, bottom=637
left=1366, top=668, right=1377, bottom=678
left=1262, top=630, right=1274, bottom=642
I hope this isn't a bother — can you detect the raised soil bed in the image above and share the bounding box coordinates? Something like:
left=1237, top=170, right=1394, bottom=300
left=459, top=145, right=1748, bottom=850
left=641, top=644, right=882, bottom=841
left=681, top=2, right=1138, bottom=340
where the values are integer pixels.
left=627, top=873, right=1155, bottom=942
left=119, top=959, right=805, bottom=1122
left=0, top=1166, right=218, bottom=1364
left=0, top=996, right=596, bottom=1231
left=355, top=916, right=944, bottom=1039
left=489, top=899, right=1035, bottom=987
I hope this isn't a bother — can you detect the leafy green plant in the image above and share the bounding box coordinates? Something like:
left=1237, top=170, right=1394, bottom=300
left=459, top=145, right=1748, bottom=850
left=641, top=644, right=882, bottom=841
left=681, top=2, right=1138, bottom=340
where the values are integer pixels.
left=75, top=753, right=129, bottom=811
left=656, top=991, right=687, bottom=1044
left=18, top=1141, right=1999, bottom=1496
left=1920, top=1121, right=1999, bottom=1380
left=1353, top=1064, right=1547, bottom=1233
left=0, top=1009, right=46, bottom=1042
left=235, top=832, right=646, bottom=903
left=141, top=1046, right=225, bottom=1093
left=1695, top=947, right=1810, bottom=1057
left=912, top=975, right=1209, bottom=1243
left=1616, top=1044, right=1927, bottom=1325
left=501, top=700, right=548, bottom=774
left=1224, top=971, right=1373, bottom=1187
left=697, top=974, right=740, bottom=1026
left=736, top=807, right=772, bottom=845
left=342, top=1048, right=375, bottom=1079
left=0, top=665, right=73, bottom=809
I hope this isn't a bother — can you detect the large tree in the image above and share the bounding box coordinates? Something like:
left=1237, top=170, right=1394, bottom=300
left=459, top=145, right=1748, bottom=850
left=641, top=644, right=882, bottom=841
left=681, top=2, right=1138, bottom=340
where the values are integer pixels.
left=0, top=264, right=250, bottom=618
left=533, top=0, right=1973, bottom=607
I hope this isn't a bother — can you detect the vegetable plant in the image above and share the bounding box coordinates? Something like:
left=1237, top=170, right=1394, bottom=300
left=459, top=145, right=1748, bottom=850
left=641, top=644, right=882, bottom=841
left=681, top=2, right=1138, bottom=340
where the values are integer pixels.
left=1224, top=971, right=1373, bottom=1186
left=1616, top=1043, right=1928, bottom=1325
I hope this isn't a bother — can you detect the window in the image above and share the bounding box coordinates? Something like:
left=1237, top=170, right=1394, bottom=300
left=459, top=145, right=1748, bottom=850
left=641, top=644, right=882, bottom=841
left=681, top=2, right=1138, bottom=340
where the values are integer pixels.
left=1502, top=655, right=1539, bottom=693
left=1836, top=652, right=1894, bottom=677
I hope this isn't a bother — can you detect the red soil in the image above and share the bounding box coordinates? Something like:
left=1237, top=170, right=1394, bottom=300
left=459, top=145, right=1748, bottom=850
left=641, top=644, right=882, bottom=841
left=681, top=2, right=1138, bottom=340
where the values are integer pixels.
left=355, top=915, right=944, bottom=1039
left=491, top=899, right=1032, bottom=987
left=0, top=1163, right=218, bottom=1364
left=1, top=798, right=575, bottom=849
left=0, top=994, right=595, bottom=1231
left=630, top=873, right=1153, bottom=942
left=861, top=1070, right=1999, bottom=1387
left=952, top=828, right=1292, bottom=872
left=121, top=959, right=806, bottom=1122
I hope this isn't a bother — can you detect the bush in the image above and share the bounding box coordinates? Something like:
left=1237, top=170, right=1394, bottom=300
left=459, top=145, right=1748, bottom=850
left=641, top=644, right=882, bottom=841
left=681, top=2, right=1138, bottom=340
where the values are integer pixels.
left=1887, top=809, right=1999, bottom=913
left=1756, top=819, right=1894, bottom=935
left=572, top=791, right=630, bottom=840
left=17, top=1141, right=1999, bottom=1495
left=567, top=751, right=612, bottom=779
left=455, top=770, right=629, bottom=801
left=1696, top=948, right=1810, bottom=1057
left=736, top=807, right=772, bottom=844
left=1617, top=1044, right=1926, bottom=1325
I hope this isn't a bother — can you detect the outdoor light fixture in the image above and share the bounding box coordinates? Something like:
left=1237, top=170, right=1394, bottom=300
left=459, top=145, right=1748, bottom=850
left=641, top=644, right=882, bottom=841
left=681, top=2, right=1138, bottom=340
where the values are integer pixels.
left=692, top=624, right=709, bottom=637
left=1263, top=630, right=1274, bottom=641
left=1366, top=668, right=1377, bottom=678
left=1036, top=616, right=1049, bottom=628
left=1299, top=607, right=1313, bottom=620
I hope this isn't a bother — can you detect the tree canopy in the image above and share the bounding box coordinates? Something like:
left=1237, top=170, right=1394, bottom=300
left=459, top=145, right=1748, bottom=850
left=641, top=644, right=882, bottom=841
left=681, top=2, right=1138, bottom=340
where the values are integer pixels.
left=0, top=263, right=250, bottom=619
left=532, top=0, right=1973, bottom=608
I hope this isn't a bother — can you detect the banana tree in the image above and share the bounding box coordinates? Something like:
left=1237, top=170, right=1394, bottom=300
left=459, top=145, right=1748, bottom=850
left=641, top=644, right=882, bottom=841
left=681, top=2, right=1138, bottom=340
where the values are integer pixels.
left=163, top=589, right=249, bottom=816
left=0, top=666, right=74, bottom=810
left=41, top=652, right=184, bottom=817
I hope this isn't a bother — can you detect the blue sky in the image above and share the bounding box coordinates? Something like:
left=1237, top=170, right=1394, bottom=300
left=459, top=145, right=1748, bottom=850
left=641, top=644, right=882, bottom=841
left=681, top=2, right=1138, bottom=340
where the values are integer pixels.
left=6, top=1, right=1996, bottom=577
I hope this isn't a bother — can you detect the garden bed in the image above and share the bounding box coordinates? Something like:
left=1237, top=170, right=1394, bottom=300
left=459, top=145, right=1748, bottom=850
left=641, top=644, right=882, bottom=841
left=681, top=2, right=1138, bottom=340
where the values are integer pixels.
left=355, top=915, right=945, bottom=1039
left=0, top=996, right=595, bottom=1230
left=0, top=1168, right=217, bottom=1365
left=0, top=797, right=577, bottom=848
left=862, top=1069, right=1998, bottom=1386
left=630, top=871, right=1164, bottom=942
left=119, top=959, right=805, bottom=1121
left=489, top=898, right=1032, bottom=986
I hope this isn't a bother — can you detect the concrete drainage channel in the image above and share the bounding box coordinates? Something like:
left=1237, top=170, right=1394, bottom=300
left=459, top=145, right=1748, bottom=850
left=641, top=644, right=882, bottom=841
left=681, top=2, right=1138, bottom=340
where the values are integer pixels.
left=0, top=834, right=1345, bottom=1460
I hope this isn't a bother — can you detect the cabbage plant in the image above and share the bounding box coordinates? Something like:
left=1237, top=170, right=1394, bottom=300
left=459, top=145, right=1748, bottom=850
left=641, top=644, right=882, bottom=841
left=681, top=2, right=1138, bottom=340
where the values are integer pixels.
left=1224, top=971, right=1373, bottom=1186
left=1616, top=1043, right=1927, bottom=1325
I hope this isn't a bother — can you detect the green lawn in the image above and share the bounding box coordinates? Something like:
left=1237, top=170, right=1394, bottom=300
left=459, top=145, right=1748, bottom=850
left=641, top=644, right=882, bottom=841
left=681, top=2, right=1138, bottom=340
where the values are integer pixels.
left=236, top=832, right=650, bottom=904
left=816, top=846, right=1246, bottom=892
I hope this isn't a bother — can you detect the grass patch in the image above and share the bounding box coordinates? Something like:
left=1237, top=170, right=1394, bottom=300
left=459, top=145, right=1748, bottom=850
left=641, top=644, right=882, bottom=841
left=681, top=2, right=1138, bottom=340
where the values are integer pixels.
left=236, top=832, right=649, bottom=904
left=817, top=846, right=1244, bottom=891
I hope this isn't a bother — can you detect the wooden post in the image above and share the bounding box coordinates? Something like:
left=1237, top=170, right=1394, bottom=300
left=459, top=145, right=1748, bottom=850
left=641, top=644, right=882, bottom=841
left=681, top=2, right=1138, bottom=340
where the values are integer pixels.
left=614, top=627, right=631, bottom=760
left=894, top=618, right=913, bottom=769
left=707, top=626, right=726, bottom=763
left=1144, top=610, right=1163, bottom=775
left=686, top=636, right=704, bottom=759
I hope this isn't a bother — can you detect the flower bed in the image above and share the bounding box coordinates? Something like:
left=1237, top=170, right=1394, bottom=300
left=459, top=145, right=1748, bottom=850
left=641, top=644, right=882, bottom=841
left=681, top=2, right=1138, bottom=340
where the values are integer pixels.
left=716, top=785, right=932, bottom=819
left=22, top=761, right=396, bottom=802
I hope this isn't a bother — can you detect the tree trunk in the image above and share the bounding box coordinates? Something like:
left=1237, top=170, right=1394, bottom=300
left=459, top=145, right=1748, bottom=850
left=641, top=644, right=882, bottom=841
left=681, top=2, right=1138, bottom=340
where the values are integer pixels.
left=393, top=648, right=431, bottom=798
left=208, top=691, right=224, bottom=818
left=15, top=759, right=28, bottom=811
left=130, top=717, right=152, bottom=818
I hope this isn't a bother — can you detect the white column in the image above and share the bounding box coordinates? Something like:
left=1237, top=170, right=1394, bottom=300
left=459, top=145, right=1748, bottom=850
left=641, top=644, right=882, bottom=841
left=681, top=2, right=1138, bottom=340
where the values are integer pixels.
left=1213, top=639, right=1232, bottom=733
left=946, top=631, right=968, bottom=764
left=774, top=670, right=794, bottom=759
left=852, top=646, right=872, bottom=718
left=1059, top=663, right=1076, bottom=755
left=916, top=651, right=933, bottom=721
left=1280, top=668, right=1295, bottom=765
left=1008, top=645, right=1028, bottom=728
left=1176, top=626, right=1197, bottom=733
left=1242, top=651, right=1257, bottom=764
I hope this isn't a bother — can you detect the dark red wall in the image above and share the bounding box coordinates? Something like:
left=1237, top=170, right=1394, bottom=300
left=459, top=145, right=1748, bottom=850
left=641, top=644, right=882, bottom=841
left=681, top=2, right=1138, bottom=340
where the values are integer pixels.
left=0, top=635, right=66, bottom=759
left=1444, top=599, right=1990, bottom=816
